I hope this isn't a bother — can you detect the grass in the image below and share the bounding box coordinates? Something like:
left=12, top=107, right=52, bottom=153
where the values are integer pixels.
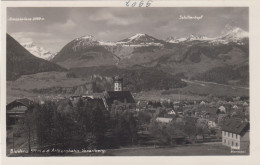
left=162, top=79, right=249, bottom=98
left=104, top=143, right=248, bottom=156
left=8, top=143, right=248, bottom=156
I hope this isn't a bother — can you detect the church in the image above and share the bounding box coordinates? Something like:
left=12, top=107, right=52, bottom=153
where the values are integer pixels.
left=103, top=76, right=135, bottom=110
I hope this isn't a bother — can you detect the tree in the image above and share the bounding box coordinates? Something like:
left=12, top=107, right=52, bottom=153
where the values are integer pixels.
left=137, top=111, right=152, bottom=124
left=22, top=107, right=35, bottom=153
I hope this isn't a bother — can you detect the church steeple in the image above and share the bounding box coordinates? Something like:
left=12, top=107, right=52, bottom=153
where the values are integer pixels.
left=114, top=76, right=123, bottom=91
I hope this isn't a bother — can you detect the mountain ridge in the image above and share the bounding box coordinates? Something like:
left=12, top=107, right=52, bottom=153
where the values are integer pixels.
left=6, top=33, right=66, bottom=81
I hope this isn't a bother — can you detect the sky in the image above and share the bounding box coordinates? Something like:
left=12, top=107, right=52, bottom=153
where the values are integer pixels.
left=7, top=7, right=248, bottom=52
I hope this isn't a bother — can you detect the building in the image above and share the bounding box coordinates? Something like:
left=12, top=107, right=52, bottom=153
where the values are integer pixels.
left=6, top=98, right=34, bottom=125
left=222, top=119, right=249, bottom=150
left=113, top=76, right=123, bottom=91
left=103, top=76, right=135, bottom=110
left=207, top=118, right=217, bottom=128
left=218, top=106, right=226, bottom=114
left=156, top=117, right=173, bottom=123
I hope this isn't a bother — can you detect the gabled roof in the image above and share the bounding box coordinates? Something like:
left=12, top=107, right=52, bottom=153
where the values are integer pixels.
left=6, top=98, right=34, bottom=110
left=222, top=119, right=249, bottom=135
left=105, top=91, right=135, bottom=107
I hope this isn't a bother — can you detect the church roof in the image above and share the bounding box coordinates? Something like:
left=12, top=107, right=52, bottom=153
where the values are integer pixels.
left=105, top=91, right=135, bottom=107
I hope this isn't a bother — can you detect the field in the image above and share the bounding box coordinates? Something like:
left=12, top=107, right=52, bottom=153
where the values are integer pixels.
left=8, top=143, right=248, bottom=156
left=6, top=71, right=249, bottom=104
left=162, top=79, right=249, bottom=98
left=104, top=143, right=248, bottom=156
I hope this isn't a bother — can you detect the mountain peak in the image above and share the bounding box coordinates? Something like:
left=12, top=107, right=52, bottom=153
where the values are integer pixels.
left=129, top=33, right=147, bottom=39
left=187, top=34, right=208, bottom=41
left=21, top=41, right=56, bottom=60
left=221, top=24, right=248, bottom=37
left=118, top=33, right=164, bottom=46
left=217, top=25, right=248, bottom=44
left=76, top=35, right=97, bottom=41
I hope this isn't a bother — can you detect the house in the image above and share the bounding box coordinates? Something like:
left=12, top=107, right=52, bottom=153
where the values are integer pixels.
left=200, top=101, right=206, bottom=105
left=103, top=76, right=135, bottom=110
left=243, top=102, right=249, bottom=107
left=207, top=117, right=217, bottom=128
left=218, top=106, right=226, bottom=113
left=156, top=117, right=173, bottom=123
left=232, top=105, right=239, bottom=109
left=6, top=98, right=34, bottom=125
left=222, top=119, right=249, bottom=150
left=167, top=109, right=176, bottom=115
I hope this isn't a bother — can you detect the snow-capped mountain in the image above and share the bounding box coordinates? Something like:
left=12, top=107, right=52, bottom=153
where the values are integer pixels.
left=165, top=25, right=248, bottom=44
left=213, top=26, right=249, bottom=44
left=22, top=42, right=56, bottom=60
left=186, top=34, right=210, bottom=41
left=51, top=35, right=119, bottom=68
left=117, top=33, right=165, bottom=46
left=165, top=34, right=211, bottom=43
left=165, top=36, right=187, bottom=43
left=71, top=35, right=100, bottom=51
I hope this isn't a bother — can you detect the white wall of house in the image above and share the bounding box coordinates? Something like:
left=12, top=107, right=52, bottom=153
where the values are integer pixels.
left=222, top=131, right=241, bottom=149
left=156, top=117, right=173, bottom=123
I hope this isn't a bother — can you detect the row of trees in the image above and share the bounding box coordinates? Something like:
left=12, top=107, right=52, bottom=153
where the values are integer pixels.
left=18, top=99, right=138, bottom=153
left=149, top=117, right=211, bottom=145
left=16, top=99, right=215, bottom=154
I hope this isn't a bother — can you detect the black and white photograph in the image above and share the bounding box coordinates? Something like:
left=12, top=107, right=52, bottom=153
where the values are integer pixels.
left=4, top=6, right=250, bottom=157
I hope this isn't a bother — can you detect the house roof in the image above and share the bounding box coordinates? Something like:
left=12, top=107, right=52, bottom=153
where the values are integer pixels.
left=6, top=98, right=34, bottom=111
left=222, top=119, right=249, bottom=135
left=218, top=106, right=226, bottom=111
left=105, top=91, right=135, bottom=107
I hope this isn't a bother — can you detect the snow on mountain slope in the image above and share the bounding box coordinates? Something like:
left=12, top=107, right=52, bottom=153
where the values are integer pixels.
left=165, top=36, right=187, bottom=43
left=165, top=25, right=248, bottom=44
left=22, top=42, right=56, bottom=60
left=117, top=33, right=165, bottom=46
left=212, top=25, right=248, bottom=44
left=166, top=34, right=213, bottom=43
left=187, top=34, right=211, bottom=41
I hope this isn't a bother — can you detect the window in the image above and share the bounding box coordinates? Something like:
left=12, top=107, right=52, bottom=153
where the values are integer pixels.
left=236, top=134, right=237, bottom=139
left=232, top=141, right=233, bottom=146
left=224, top=139, right=226, bottom=143
left=236, top=143, right=238, bottom=147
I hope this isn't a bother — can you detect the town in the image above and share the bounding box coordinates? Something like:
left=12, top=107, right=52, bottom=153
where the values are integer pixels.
left=5, top=7, right=250, bottom=157
left=6, top=76, right=249, bottom=156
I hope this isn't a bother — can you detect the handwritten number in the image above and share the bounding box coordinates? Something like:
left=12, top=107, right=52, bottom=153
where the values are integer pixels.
left=126, top=0, right=130, bottom=7
left=125, top=0, right=152, bottom=7
left=139, top=0, right=144, bottom=7
left=146, top=0, right=152, bottom=7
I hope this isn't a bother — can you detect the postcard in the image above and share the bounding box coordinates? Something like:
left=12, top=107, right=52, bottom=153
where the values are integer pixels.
left=1, top=0, right=260, bottom=165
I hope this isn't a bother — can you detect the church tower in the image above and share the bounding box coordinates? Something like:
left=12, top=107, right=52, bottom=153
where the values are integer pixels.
left=114, top=76, right=123, bottom=91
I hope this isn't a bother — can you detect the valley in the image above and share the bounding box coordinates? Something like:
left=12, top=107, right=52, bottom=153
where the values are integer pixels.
left=6, top=24, right=249, bottom=103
